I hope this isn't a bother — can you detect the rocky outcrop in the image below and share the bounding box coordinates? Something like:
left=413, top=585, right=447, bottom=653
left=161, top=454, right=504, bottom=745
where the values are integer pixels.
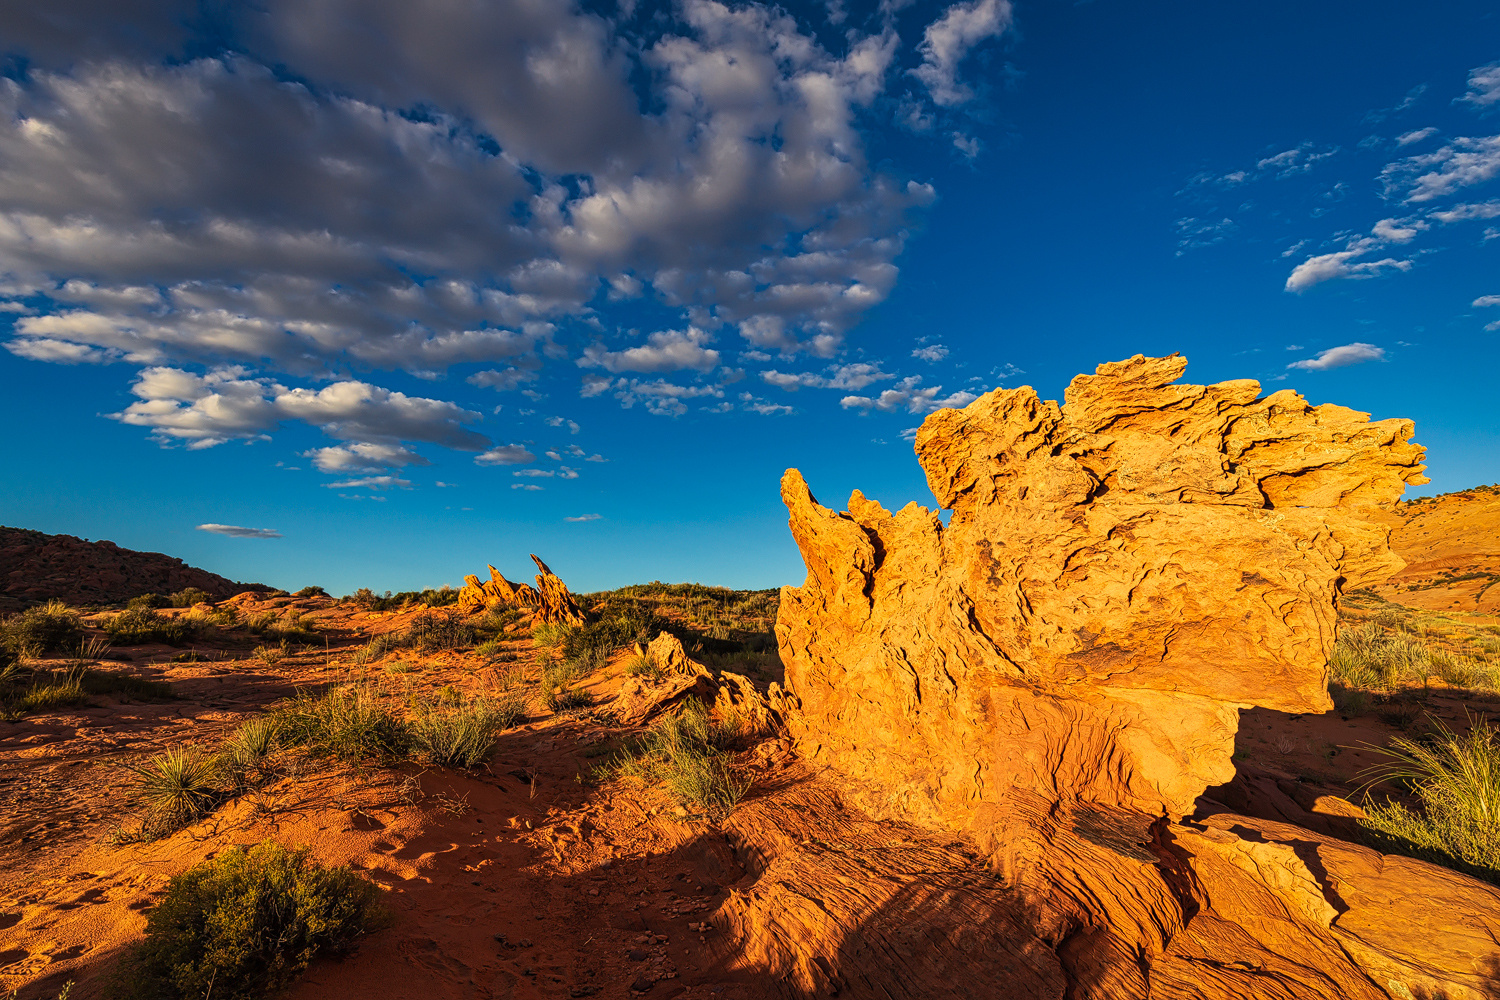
left=455, top=555, right=585, bottom=625
left=754, top=355, right=1473, bottom=998
left=612, top=632, right=791, bottom=730
left=0, top=526, right=267, bottom=610
left=777, top=353, right=1426, bottom=859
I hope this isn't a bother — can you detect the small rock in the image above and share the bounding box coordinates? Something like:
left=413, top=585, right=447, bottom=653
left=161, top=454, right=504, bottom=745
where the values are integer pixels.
left=518, top=938, right=534, bottom=948
left=628, top=949, right=649, bottom=961
left=629, top=976, right=655, bottom=993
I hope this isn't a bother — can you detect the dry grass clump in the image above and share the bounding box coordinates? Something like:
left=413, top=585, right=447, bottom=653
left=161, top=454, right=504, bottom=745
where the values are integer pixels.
left=624, top=652, right=663, bottom=680
left=1359, top=716, right=1500, bottom=882
left=104, top=607, right=200, bottom=647
left=118, top=841, right=385, bottom=1000
left=272, top=686, right=411, bottom=763
left=0, top=599, right=83, bottom=656
left=409, top=694, right=526, bottom=768
left=605, top=699, right=751, bottom=815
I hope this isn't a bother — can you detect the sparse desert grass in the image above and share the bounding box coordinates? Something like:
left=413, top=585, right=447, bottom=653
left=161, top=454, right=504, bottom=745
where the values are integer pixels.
left=217, top=717, right=279, bottom=790
left=0, top=599, right=83, bottom=656
left=119, top=841, right=385, bottom=1000
left=531, top=620, right=572, bottom=650
left=1330, top=591, right=1500, bottom=697
left=409, top=693, right=525, bottom=768
left=1, top=664, right=171, bottom=718
left=543, top=686, right=592, bottom=712
left=104, top=607, right=199, bottom=647
left=253, top=642, right=286, bottom=665
left=1358, top=715, right=1500, bottom=882
left=127, top=747, right=219, bottom=839
left=402, top=611, right=476, bottom=652
left=352, top=632, right=397, bottom=664
left=605, top=699, right=751, bottom=815
left=624, top=652, right=663, bottom=680
left=384, top=659, right=414, bottom=674
left=272, top=685, right=412, bottom=763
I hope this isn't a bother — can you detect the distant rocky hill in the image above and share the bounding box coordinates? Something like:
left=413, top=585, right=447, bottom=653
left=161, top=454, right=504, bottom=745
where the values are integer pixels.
left=1376, top=483, right=1500, bottom=616
left=0, top=526, right=267, bottom=609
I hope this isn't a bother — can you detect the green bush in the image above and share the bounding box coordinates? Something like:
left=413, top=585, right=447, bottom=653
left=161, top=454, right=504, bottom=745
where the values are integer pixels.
left=104, top=608, right=198, bottom=647
left=0, top=600, right=84, bottom=656
left=129, top=593, right=172, bottom=610
left=409, top=694, right=525, bottom=768
left=273, top=686, right=411, bottom=763
left=170, top=588, right=214, bottom=608
left=1359, top=716, right=1500, bottom=882
left=125, top=841, right=385, bottom=1000
left=294, top=586, right=328, bottom=598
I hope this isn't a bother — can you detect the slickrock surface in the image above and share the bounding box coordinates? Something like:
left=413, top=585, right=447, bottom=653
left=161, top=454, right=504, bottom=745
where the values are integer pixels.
left=457, top=555, right=586, bottom=625
left=754, top=355, right=1500, bottom=999
left=1376, top=484, right=1500, bottom=615
left=0, top=526, right=262, bottom=609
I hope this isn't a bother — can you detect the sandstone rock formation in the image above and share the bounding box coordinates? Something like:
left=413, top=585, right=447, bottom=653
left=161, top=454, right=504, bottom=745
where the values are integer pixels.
left=613, top=632, right=790, bottom=729
left=456, top=554, right=585, bottom=625
left=755, top=355, right=1481, bottom=998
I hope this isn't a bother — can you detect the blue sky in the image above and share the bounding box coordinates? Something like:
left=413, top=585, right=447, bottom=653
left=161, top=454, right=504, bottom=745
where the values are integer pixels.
left=0, top=0, right=1496, bottom=595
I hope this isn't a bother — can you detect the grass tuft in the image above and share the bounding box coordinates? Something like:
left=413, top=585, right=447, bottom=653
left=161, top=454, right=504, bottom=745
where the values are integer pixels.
left=1358, top=715, right=1500, bottom=882
left=604, top=699, right=751, bottom=815
left=272, top=686, right=411, bottom=763
left=409, top=694, right=526, bottom=768
left=105, top=608, right=199, bottom=647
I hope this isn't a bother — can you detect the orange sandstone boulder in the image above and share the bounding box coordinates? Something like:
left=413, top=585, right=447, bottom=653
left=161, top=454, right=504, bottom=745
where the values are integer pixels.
left=776, top=353, right=1426, bottom=864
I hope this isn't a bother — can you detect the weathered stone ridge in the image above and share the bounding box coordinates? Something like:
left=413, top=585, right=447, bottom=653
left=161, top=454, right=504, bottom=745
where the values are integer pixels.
left=456, top=554, right=585, bottom=625
left=776, top=354, right=1428, bottom=859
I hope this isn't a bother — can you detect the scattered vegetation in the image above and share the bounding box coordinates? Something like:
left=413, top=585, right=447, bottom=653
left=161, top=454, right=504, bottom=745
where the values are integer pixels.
left=104, top=608, right=199, bottom=647
left=343, top=586, right=461, bottom=611
left=217, top=717, right=279, bottom=791
left=128, top=593, right=172, bottom=610
left=625, top=652, right=663, bottom=680
left=1358, top=715, right=1500, bottom=883
left=401, top=611, right=476, bottom=652
left=0, top=599, right=83, bottom=656
left=604, top=699, right=751, bottom=815
left=1, top=664, right=170, bottom=719
left=120, top=842, right=386, bottom=1000
left=294, top=585, right=328, bottom=598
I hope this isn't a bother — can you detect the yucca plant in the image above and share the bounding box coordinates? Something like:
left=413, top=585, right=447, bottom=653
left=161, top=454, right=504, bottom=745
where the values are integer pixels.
left=218, top=718, right=279, bottom=790
left=130, top=748, right=219, bottom=838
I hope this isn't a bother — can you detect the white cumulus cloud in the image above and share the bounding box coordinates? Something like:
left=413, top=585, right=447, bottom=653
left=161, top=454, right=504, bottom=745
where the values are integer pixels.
left=1286, top=343, right=1386, bottom=371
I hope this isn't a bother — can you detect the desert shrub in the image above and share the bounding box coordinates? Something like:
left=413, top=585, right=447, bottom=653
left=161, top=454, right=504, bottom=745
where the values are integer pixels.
left=1, top=668, right=87, bottom=716
left=402, top=611, right=476, bottom=652
left=408, top=694, right=525, bottom=768
left=561, top=603, right=663, bottom=661
left=250, top=610, right=318, bottom=644
left=346, top=587, right=380, bottom=609
left=0, top=599, right=83, bottom=656
left=1330, top=624, right=1432, bottom=691
left=272, top=686, right=411, bottom=763
left=128, top=748, right=219, bottom=839
left=169, top=588, right=214, bottom=608
left=129, top=593, right=171, bottom=610
left=605, top=699, right=749, bottom=814
left=105, top=608, right=198, bottom=647
left=294, top=585, right=328, bottom=598
left=1359, top=716, right=1500, bottom=881
left=624, top=653, right=662, bottom=681
left=384, top=659, right=414, bottom=674
left=124, top=841, right=385, bottom=1000
left=340, top=587, right=459, bottom=612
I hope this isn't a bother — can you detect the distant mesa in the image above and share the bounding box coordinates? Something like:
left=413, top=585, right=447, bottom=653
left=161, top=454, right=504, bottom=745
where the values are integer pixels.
left=456, top=554, right=586, bottom=625
left=0, top=525, right=270, bottom=611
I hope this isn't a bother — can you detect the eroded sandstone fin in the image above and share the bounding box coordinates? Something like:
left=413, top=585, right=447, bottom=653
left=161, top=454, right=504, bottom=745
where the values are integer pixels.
left=454, top=555, right=584, bottom=625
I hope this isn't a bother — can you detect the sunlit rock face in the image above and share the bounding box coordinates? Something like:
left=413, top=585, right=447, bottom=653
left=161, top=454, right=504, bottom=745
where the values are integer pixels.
left=775, top=354, right=1427, bottom=861
left=456, top=554, right=585, bottom=625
